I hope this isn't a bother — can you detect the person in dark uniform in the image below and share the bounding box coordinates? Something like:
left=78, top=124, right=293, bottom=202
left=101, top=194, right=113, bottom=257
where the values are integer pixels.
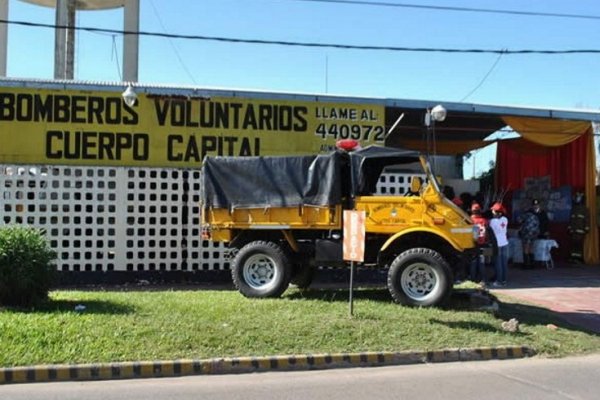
left=532, top=199, right=550, bottom=239
left=567, top=192, right=589, bottom=263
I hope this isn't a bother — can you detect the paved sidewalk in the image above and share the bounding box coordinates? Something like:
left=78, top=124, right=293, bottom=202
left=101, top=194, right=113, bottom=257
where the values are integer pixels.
left=488, top=263, right=600, bottom=334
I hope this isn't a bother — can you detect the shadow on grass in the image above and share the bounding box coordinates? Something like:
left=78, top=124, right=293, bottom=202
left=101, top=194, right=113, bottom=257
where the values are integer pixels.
left=5, top=299, right=135, bottom=315
left=429, top=318, right=511, bottom=335
left=285, top=287, right=393, bottom=303
left=494, top=298, right=600, bottom=336
left=285, top=287, right=494, bottom=311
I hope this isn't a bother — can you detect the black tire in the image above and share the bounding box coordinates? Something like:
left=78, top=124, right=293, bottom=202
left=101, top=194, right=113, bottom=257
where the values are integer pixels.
left=387, top=248, right=452, bottom=307
left=231, top=241, right=292, bottom=298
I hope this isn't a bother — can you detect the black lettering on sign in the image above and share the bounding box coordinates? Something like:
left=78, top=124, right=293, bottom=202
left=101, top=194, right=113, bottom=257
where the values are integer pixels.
left=259, top=105, right=273, bottom=130
left=184, top=101, right=199, bottom=128
left=0, top=92, right=139, bottom=124
left=242, top=104, right=257, bottom=130
left=81, top=131, right=97, bottom=159
left=171, top=100, right=186, bottom=127
left=0, top=93, right=14, bottom=120
left=105, top=98, right=122, bottom=124
left=88, top=96, right=104, bottom=124
left=152, top=98, right=308, bottom=132
left=294, top=107, right=308, bottom=131
left=16, top=94, right=33, bottom=121
left=154, top=100, right=170, bottom=126
left=98, top=132, right=115, bottom=160
left=45, top=131, right=149, bottom=161
left=166, top=134, right=260, bottom=162
left=167, top=135, right=183, bottom=161
left=185, top=136, right=200, bottom=161
left=133, top=134, right=148, bottom=160
left=123, top=103, right=138, bottom=125
left=46, top=130, right=62, bottom=159
left=71, top=96, right=87, bottom=123
left=34, top=95, right=53, bottom=121
left=54, top=96, right=70, bottom=123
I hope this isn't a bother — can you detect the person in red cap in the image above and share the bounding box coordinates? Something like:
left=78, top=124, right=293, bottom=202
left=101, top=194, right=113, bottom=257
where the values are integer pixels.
left=489, top=202, right=509, bottom=287
left=469, top=202, right=489, bottom=284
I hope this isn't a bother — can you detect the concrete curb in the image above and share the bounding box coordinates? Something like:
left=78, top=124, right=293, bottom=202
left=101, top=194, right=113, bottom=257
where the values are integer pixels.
left=0, top=346, right=535, bottom=384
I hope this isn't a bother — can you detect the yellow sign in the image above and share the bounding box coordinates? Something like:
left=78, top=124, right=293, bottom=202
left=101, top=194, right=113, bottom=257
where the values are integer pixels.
left=0, top=87, right=385, bottom=167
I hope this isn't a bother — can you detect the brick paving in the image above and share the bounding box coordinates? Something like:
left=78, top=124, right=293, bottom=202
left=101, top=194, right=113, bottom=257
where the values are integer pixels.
left=490, top=263, right=600, bottom=333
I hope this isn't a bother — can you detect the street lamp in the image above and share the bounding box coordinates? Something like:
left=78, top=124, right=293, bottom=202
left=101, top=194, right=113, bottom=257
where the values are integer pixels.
left=424, top=104, right=447, bottom=127
left=122, top=83, right=138, bottom=107
left=430, top=105, right=447, bottom=123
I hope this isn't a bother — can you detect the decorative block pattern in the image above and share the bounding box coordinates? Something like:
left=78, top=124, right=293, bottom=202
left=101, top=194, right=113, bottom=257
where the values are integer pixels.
left=1, top=165, right=119, bottom=272
left=376, top=169, right=427, bottom=196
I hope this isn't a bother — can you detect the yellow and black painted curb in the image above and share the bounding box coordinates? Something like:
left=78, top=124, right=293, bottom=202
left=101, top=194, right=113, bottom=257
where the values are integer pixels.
left=0, top=345, right=535, bottom=385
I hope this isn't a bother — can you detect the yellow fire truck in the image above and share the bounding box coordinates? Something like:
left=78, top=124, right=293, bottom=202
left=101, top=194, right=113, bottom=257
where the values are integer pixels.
left=201, top=144, right=476, bottom=307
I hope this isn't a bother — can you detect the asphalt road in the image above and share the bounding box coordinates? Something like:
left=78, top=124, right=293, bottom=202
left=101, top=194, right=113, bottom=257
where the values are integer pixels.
left=2, top=354, right=600, bottom=400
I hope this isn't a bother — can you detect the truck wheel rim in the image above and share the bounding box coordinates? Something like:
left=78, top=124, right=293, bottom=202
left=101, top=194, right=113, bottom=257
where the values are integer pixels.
left=243, top=254, right=279, bottom=290
left=401, top=262, right=439, bottom=301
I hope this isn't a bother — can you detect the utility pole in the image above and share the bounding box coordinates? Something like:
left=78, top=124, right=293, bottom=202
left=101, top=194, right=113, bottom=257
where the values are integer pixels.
left=0, top=0, right=8, bottom=77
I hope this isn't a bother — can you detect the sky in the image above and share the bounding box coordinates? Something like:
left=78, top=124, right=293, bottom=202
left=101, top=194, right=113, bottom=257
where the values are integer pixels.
left=4, top=0, right=600, bottom=177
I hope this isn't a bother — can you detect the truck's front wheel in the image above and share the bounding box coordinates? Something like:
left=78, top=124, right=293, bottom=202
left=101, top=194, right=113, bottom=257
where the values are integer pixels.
left=387, top=248, right=452, bottom=307
left=231, top=241, right=292, bottom=298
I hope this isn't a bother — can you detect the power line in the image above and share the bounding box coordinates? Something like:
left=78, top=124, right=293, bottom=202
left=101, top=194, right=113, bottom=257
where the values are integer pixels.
left=459, top=50, right=505, bottom=102
left=148, top=0, right=197, bottom=85
left=2, top=19, right=600, bottom=55
left=110, top=34, right=122, bottom=81
left=286, top=0, right=600, bottom=21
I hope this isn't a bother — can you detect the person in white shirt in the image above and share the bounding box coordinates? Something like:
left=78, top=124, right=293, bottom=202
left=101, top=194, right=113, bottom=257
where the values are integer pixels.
left=489, top=202, right=509, bottom=287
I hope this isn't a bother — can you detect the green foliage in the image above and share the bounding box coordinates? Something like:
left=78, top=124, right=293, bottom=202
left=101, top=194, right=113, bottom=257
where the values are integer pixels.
left=0, top=225, right=57, bottom=307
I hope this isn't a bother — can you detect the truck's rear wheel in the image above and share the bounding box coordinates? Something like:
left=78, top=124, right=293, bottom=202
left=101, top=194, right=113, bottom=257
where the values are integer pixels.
left=387, top=248, right=452, bottom=307
left=231, top=241, right=292, bottom=298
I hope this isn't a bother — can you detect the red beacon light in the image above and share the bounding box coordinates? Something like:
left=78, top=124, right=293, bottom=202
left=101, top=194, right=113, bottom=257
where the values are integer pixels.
left=336, top=139, right=361, bottom=152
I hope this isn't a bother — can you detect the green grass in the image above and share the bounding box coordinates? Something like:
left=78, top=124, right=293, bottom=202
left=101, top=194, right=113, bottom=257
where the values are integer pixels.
left=1, top=287, right=599, bottom=367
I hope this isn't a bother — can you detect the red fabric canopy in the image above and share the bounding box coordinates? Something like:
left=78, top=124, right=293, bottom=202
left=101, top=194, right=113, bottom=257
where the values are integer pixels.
left=496, top=135, right=587, bottom=192
left=496, top=135, right=589, bottom=261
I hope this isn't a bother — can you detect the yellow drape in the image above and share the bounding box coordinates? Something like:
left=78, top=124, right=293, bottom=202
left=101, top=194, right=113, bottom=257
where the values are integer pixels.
left=584, top=131, right=599, bottom=264
left=502, top=116, right=588, bottom=146
left=503, top=116, right=598, bottom=264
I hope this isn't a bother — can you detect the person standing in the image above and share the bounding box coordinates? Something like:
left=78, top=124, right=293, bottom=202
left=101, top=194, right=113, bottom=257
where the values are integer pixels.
left=518, top=202, right=541, bottom=268
left=469, top=202, right=489, bottom=284
left=489, top=202, right=509, bottom=287
left=567, top=192, right=589, bottom=263
left=532, top=199, right=550, bottom=239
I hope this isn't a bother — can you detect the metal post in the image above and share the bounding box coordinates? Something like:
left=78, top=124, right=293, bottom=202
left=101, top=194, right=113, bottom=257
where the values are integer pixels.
left=349, top=261, right=355, bottom=316
left=123, top=0, right=139, bottom=82
left=0, top=0, right=8, bottom=77
left=65, top=0, right=76, bottom=79
left=54, top=0, right=68, bottom=79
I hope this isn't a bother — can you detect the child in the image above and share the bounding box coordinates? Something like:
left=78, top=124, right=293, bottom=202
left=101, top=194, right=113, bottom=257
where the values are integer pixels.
left=489, top=202, right=509, bottom=287
left=469, top=202, right=488, bottom=284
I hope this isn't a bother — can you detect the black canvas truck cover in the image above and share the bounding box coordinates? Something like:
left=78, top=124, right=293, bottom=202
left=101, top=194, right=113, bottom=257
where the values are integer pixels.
left=200, top=145, right=422, bottom=210
left=201, top=152, right=343, bottom=209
